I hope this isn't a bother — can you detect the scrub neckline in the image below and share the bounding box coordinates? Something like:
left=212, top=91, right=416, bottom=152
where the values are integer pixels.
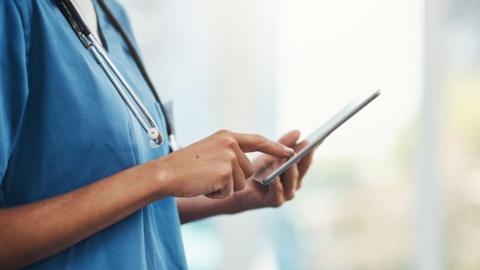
left=93, top=0, right=110, bottom=51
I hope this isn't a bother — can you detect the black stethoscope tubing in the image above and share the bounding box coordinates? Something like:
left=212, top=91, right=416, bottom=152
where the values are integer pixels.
left=55, top=0, right=178, bottom=151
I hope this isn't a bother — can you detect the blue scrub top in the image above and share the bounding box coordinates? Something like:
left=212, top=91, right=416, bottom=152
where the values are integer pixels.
left=0, top=0, right=187, bottom=269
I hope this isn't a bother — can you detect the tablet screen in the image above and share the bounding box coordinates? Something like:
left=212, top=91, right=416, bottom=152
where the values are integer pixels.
left=254, top=90, right=381, bottom=185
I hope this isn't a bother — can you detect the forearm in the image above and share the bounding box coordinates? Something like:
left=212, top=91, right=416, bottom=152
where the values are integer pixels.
left=177, top=193, right=250, bottom=224
left=0, top=161, right=167, bottom=270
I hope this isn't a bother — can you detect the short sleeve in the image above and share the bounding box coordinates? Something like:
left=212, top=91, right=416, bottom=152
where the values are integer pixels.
left=0, top=1, right=29, bottom=184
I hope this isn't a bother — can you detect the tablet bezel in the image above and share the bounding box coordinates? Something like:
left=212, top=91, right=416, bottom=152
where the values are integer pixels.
left=255, top=90, right=381, bottom=185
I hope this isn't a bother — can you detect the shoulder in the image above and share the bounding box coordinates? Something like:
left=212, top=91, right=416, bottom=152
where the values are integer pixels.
left=0, top=0, right=38, bottom=39
left=0, top=0, right=33, bottom=17
left=0, top=1, right=32, bottom=41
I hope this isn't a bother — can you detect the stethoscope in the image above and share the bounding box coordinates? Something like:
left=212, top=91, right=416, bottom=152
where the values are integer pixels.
left=55, top=0, right=180, bottom=151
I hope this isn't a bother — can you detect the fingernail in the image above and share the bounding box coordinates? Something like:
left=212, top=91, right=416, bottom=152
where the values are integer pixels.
left=283, top=146, right=295, bottom=154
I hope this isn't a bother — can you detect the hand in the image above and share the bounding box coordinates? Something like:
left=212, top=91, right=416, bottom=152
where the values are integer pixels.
left=153, top=130, right=295, bottom=199
left=232, top=130, right=315, bottom=210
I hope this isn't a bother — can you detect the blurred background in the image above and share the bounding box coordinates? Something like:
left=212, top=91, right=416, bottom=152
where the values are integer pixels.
left=119, top=0, right=480, bottom=269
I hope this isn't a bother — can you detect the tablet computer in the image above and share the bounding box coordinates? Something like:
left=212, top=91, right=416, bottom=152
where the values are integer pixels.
left=254, top=90, right=381, bottom=185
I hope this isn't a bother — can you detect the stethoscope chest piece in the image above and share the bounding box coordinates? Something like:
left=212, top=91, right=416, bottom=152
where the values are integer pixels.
left=148, top=128, right=162, bottom=148
left=149, top=140, right=161, bottom=149
left=55, top=0, right=180, bottom=151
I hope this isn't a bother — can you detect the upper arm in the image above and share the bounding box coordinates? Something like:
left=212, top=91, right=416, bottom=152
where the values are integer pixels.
left=0, top=1, right=29, bottom=184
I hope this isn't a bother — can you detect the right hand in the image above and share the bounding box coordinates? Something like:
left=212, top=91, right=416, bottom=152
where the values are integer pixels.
left=153, top=130, right=294, bottom=199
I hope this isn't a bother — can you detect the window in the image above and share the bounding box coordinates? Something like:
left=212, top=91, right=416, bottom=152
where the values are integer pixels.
left=120, top=0, right=479, bottom=269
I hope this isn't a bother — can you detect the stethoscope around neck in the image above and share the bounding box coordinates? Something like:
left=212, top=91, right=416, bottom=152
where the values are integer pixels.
left=55, top=0, right=180, bottom=151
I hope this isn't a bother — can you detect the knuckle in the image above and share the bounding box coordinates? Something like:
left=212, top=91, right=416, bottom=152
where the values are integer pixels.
left=285, top=192, right=295, bottom=201
left=219, top=167, right=232, bottom=181
left=272, top=197, right=284, bottom=208
left=253, top=134, right=267, bottom=146
left=275, top=182, right=283, bottom=193
left=269, top=181, right=284, bottom=207
left=224, top=189, right=233, bottom=198
left=226, top=138, right=237, bottom=148
left=234, top=181, right=246, bottom=192
left=222, top=183, right=234, bottom=197
left=239, top=181, right=246, bottom=190
left=216, top=129, right=231, bottom=136
left=216, top=129, right=233, bottom=140
left=221, top=136, right=237, bottom=149
left=296, top=181, right=303, bottom=190
left=226, top=151, right=237, bottom=162
left=210, top=183, right=223, bottom=194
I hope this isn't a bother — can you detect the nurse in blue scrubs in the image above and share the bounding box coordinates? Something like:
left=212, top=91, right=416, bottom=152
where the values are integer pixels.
left=0, top=0, right=315, bottom=269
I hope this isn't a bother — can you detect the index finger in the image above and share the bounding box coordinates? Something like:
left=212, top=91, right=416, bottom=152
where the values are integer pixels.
left=232, top=133, right=294, bottom=157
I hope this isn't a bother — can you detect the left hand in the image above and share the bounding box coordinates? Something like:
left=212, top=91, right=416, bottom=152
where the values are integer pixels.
left=232, top=130, right=315, bottom=210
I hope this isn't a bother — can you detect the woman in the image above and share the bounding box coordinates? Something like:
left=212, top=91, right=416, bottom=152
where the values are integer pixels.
left=0, top=0, right=314, bottom=269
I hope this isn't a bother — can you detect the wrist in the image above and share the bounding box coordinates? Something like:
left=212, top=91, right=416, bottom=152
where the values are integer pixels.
left=226, top=191, right=255, bottom=214
left=202, top=193, right=246, bottom=216
left=142, top=159, right=173, bottom=200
